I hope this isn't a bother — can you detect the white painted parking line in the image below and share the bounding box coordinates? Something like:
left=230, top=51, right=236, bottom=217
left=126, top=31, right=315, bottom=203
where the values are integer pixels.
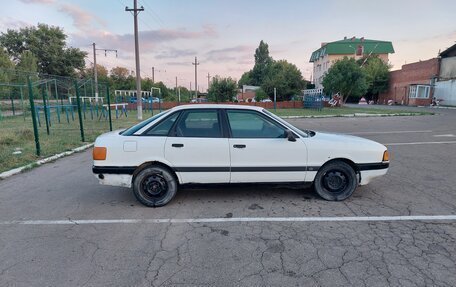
left=351, top=130, right=433, bottom=135
left=433, top=134, right=455, bottom=137
left=1, top=215, right=456, bottom=225
left=385, top=141, right=456, bottom=146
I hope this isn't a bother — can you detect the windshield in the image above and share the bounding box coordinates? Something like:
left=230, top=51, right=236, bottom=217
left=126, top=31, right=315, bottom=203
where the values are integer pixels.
left=121, top=111, right=169, bottom=136
left=262, top=109, right=311, bottom=138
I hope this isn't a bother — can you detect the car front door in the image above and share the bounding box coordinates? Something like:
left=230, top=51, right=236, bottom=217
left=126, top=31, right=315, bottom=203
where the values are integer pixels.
left=226, top=109, right=307, bottom=183
left=164, top=109, right=230, bottom=184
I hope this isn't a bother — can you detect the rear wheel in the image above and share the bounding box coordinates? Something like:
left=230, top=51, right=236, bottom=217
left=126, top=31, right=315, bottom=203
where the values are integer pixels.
left=314, top=161, right=357, bottom=201
left=133, top=166, right=178, bottom=207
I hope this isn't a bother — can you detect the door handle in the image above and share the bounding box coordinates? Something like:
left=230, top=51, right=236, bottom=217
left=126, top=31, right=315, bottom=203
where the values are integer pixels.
left=172, top=143, right=184, bottom=148
left=233, top=144, right=246, bottom=149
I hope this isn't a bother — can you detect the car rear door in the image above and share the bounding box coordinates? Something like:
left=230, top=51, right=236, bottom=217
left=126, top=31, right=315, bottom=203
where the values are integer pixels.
left=226, top=109, right=307, bottom=183
left=164, top=109, right=230, bottom=183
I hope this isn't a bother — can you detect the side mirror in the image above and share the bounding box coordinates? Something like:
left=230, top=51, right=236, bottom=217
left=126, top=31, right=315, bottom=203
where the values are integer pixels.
left=285, top=130, right=296, bottom=142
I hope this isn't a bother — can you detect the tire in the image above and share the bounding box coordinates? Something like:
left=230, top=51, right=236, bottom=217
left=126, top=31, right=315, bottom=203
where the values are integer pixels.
left=313, top=161, right=357, bottom=201
left=132, top=165, right=178, bottom=207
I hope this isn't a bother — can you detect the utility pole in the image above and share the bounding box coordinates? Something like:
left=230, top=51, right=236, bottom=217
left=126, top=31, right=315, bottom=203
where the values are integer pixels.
left=207, top=72, right=211, bottom=92
left=125, top=0, right=144, bottom=120
left=92, top=43, right=117, bottom=102
left=152, top=67, right=154, bottom=83
left=175, top=76, right=179, bottom=104
left=92, top=43, right=98, bottom=102
left=192, top=57, right=199, bottom=99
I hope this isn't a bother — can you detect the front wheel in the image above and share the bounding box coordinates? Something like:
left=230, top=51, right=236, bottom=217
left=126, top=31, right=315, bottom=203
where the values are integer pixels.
left=313, top=161, right=357, bottom=201
left=133, top=166, right=178, bottom=207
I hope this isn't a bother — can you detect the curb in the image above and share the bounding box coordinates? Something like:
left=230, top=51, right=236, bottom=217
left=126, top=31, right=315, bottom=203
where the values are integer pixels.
left=0, top=143, right=94, bottom=180
left=281, top=112, right=426, bottom=119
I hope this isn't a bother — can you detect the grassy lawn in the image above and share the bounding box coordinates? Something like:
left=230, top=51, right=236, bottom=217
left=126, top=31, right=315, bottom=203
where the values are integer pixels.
left=0, top=106, right=431, bottom=173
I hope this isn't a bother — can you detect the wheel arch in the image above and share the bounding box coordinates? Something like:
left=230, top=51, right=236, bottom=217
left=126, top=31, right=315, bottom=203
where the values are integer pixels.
left=132, top=161, right=180, bottom=184
left=319, top=158, right=360, bottom=175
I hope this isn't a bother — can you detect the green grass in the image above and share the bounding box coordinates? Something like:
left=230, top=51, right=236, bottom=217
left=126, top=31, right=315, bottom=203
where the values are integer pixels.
left=0, top=106, right=431, bottom=173
left=0, top=108, right=159, bottom=173
left=269, top=107, right=432, bottom=117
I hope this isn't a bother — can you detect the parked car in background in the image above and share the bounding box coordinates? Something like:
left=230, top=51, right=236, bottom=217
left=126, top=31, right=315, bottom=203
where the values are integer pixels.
left=92, top=105, right=389, bottom=207
left=261, top=99, right=272, bottom=102
left=190, top=98, right=208, bottom=103
left=129, top=97, right=161, bottom=104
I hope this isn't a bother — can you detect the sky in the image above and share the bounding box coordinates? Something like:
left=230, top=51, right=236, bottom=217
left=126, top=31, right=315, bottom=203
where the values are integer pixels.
left=1, top=0, right=455, bottom=91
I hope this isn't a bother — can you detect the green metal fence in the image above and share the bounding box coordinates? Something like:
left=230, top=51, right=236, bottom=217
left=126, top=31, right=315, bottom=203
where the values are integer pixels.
left=0, top=69, right=146, bottom=173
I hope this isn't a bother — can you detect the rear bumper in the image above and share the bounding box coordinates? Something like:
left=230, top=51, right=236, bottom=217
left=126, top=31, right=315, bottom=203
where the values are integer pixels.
left=92, top=166, right=136, bottom=175
left=93, top=166, right=135, bottom=188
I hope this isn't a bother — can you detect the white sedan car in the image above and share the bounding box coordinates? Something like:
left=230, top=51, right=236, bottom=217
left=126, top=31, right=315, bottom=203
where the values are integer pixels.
left=93, top=105, right=389, bottom=207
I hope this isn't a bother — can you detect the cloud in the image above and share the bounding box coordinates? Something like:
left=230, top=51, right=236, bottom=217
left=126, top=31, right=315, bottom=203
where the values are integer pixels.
left=204, top=45, right=253, bottom=63
left=18, top=0, right=54, bottom=4
left=69, top=26, right=218, bottom=54
left=0, top=17, right=31, bottom=31
left=166, top=61, right=192, bottom=66
left=58, top=3, right=106, bottom=32
left=155, top=48, right=197, bottom=59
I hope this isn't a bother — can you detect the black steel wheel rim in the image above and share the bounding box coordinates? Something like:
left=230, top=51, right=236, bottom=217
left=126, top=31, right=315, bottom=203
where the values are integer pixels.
left=322, top=170, right=348, bottom=193
left=141, top=173, right=168, bottom=201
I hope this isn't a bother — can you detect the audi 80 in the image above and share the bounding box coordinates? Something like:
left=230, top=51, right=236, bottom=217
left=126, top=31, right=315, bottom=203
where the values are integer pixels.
left=92, top=105, right=389, bottom=207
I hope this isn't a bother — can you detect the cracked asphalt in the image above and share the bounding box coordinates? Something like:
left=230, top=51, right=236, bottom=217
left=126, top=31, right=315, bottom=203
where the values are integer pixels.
left=1, top=106, right=456, bottom=286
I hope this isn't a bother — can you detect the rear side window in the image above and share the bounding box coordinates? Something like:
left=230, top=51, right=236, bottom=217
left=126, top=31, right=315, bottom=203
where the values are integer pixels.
left=175, top=110, right=222, bottom=138
left=227, top=110, right=285, bottom=138
left=144, top=112, right=180, bottom=136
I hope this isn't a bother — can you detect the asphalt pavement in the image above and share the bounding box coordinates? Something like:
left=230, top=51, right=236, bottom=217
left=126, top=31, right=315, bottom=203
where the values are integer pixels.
left=1, top=105, right=456, bottom=286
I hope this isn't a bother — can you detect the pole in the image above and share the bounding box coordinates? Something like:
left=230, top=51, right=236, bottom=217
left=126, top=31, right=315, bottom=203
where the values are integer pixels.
left=178, top=87, right=181, bottom=104
left=126, top=0, right=144, bottom=120
left=93, top=43, right=99, bottom=102
left=74, top=80, right=85, bottom=142
left=152, top=67, right=154, bottom=83
left=106, top=84, right=113, bottom=131
left=175, top=76, right=178, bottom=103
left=192, top=57, right=199, bottom=99
left=41, top=85, right=50, bottom=135
left=207, top=72, right=210, bottom=92
left=27, top=77, right=40, bottom=156
left=274, top=88, right=277, bottom=111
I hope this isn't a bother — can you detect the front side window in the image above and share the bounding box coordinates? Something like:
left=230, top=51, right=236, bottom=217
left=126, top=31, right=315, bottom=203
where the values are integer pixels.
left=175, top=110, right=222, bottom=138
left=227, top=110, right=285, bottom=138
left=144, top=112, right=180, bottom=136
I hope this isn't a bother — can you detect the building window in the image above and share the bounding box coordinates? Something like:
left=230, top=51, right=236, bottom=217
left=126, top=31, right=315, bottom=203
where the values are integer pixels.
left=409, top=85, right=430, bottom=99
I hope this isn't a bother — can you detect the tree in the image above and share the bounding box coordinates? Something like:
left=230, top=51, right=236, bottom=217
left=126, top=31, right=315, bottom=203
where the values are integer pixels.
left=251, top=40, right=273, bottom=85
left=109, top=66, right=134, bottom=90
left=322, top=57, right=368, bottom=104
left=238, top=70, right=252, bottom=88
left=255, top=88, right=268, bottom=102
left=261, top=60, right=306, bottom=101
left=0, top=24, right=87, bottom=76
left=0, top=48, right=14, bottom=83
left=359, top=57, right=390, bottom=102
left=15, top=50, right=38, bottom=84
left=207, top=76, right=238, bottom=102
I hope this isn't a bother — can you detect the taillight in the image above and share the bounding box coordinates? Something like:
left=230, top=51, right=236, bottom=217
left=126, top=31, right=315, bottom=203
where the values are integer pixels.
left=93, top=147, right=107, bottom=160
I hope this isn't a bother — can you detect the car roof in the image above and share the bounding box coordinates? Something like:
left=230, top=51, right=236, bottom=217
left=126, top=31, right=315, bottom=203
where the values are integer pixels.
left=170, top=104, right=264, bottom=112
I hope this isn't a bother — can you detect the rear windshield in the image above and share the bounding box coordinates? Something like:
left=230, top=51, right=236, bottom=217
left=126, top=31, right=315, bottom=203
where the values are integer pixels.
left=121, top=111, right=169, bottom=136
